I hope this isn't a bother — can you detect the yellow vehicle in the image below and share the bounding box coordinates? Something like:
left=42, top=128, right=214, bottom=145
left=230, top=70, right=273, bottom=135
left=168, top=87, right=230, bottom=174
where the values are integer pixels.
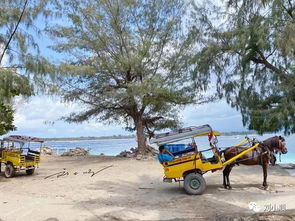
left=150, top=124, right=259, bottom=195
left=0, top=135, right=43, bottom=178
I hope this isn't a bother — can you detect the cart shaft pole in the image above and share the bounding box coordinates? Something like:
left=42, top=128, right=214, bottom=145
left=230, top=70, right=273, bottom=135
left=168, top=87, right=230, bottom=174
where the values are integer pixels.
left=234, top=138, right=248, bottom=147
left=222, top=143, right=259, bottom=166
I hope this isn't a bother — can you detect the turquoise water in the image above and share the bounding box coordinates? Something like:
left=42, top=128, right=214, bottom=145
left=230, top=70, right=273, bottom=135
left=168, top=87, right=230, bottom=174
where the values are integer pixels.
left=275, top=153, right=295, bottom=164
left=29, top=134, right=295, bottom=163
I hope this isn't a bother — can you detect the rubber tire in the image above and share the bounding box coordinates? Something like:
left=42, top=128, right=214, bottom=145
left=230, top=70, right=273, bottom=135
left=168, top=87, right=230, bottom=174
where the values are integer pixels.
left=184, top=173, right=206, bottom=195
left=4, top=164, right=15, bottom=178
left=26, top=168, right=35, bottom=175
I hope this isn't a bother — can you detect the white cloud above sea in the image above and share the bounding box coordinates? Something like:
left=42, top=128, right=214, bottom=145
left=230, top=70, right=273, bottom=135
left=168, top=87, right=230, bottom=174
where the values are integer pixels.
left=8, top=95, right=247, bottom=138
left=11, top=96, right=129, bottom=138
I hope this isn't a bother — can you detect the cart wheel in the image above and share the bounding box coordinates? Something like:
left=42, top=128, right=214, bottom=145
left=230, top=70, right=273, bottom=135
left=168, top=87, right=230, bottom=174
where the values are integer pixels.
left=4, top=164, right=15, bottom=178
left=184, top=173, right=206, bottom=195
left=26, top=168, right=35, bottom=175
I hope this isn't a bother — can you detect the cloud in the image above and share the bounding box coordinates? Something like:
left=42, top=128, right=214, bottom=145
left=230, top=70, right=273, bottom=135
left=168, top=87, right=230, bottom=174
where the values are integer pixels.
left=11, top=96, right=128, bottom=138
left=9, top=95, right=246, bottom=138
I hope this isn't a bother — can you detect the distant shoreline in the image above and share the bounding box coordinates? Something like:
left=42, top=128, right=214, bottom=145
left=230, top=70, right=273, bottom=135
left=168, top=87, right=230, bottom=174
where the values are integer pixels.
left=44, top=131, right=258, bottom=141
left=44, top=135, right=135, bottom=141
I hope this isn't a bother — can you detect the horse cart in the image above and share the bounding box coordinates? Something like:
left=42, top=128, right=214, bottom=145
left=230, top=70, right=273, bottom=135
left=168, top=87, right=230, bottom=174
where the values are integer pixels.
left=150, top=124, right=260, bottom=195
left=0, top=135, right=43, bottom=178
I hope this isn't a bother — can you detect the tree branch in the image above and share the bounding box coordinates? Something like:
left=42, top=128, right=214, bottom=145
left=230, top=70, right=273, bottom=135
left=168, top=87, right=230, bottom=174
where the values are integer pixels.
left=0, top=0, right=29, bottom=65
left=287, top=0, right=294, bottom=18
left=250, top=56, right=286, bottom=79
left=281, top=0, right=294, bottom=18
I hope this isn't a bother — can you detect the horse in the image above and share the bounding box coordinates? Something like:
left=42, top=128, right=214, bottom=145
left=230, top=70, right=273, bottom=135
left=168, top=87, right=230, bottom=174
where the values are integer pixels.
left=222, top=136, right=288, bottom=190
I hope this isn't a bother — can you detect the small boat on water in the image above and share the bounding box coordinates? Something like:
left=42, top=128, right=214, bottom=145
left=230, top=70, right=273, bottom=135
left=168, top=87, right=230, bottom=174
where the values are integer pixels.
left=149, top=124, right=220, bottom=145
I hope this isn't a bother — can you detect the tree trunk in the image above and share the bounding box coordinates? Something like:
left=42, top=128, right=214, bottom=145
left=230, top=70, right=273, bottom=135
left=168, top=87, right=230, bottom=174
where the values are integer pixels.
left=134, top=117, right=147, bottom=154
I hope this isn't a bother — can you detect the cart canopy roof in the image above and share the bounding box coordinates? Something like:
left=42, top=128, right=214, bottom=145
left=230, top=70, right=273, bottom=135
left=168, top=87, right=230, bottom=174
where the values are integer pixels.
left=149, top=124, right=220, bottom=145
left=2, top=135, right=44, bottom=144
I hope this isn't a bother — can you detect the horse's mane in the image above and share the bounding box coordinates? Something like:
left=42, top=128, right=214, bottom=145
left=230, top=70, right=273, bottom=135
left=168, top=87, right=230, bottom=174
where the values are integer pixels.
left=262, top=136, right=279, bottom=151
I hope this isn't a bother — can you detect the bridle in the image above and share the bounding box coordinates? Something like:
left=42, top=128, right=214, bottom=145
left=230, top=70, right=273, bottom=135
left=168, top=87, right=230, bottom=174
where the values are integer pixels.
left=262, top=136, right=285, bottom=153
left=275, top=137, right=287, bottom=162
left=275, top=138, right=281, bottom=153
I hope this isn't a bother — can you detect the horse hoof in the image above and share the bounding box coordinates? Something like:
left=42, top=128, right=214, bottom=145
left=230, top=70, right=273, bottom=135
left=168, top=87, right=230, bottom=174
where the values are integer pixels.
left=263, top=186, right=268, bottom=190
left=223, top=185, right=232, bottom=190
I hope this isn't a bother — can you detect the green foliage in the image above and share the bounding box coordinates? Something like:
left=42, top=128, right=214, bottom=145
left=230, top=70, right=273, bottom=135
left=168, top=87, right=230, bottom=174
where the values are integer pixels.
left=36, top=0, right=211, bottom=148
left=0, top=69, right=32, bottom=101
left=0, top=103, right=15, bottom=135
left=191, top=0, right=295, bottom=134
left=0, top=68, right=33, bottom=135
left=0, top=0, right=48, bottom=135
left=0, top=0, right=49, bottom=65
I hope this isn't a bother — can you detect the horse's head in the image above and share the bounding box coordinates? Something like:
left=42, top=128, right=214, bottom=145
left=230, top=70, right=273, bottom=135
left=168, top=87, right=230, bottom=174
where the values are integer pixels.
left=277, top=136, right=288, bottom=154
left=263, top=136, right=288, bottom=154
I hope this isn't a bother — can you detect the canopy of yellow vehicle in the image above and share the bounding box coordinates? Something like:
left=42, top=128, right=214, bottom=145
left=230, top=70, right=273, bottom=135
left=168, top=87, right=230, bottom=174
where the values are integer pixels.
left=149, top=124, right=221, bottom=145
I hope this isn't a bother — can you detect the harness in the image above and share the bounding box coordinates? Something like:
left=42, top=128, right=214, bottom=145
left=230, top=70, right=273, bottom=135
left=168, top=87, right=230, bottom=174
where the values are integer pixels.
left=265, top=138, right=283, bottom=162
left=231, top=142, right=271, bottom=165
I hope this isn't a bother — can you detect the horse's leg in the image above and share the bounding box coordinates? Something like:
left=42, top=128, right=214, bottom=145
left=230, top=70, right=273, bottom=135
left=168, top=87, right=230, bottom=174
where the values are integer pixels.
left=226, top=165, right=233, bottom=189
left=223, top=165, right=233, bottom=189
left=262, top=159, right=269, bottom=190
left=223, top=167, right=227, bottom=188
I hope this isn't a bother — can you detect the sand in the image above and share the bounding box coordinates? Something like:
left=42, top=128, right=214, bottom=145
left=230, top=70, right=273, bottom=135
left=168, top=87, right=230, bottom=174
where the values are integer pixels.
left=0, top=155, right=295, bottom=221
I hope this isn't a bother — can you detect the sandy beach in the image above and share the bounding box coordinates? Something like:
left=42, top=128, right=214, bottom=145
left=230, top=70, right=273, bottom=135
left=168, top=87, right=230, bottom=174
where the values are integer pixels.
left=0, top=155, right=295, bottom=221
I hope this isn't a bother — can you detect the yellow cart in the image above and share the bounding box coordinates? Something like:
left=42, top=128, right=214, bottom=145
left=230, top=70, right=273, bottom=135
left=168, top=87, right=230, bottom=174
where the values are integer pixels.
left=0, top=135, right=43, bottom=178
left=150, top=124, right=259, bottom=195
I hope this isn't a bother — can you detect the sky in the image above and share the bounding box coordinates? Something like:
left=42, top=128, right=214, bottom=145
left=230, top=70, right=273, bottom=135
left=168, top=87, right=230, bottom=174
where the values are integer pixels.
left=10, top=95, right=247, bottom=138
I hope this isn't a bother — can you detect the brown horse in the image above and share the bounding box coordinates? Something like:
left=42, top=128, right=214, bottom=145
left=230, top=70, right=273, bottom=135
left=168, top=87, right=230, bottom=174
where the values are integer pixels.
left=222, top=136, right=288, bottom=190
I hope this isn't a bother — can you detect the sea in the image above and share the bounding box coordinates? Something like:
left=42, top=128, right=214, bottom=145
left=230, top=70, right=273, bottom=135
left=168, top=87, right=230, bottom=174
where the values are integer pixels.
left=29, top=133, right=295, bottom=164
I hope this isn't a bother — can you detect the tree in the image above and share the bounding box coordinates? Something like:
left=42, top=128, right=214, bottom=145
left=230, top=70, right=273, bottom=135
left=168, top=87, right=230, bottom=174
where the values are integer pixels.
left=0, top=0, right=48, bottom=135
left=38, top=0, right=211, bottom=152
left=191, top=0, right=295, bottom=134
left=0, top=69, right=32, bottom=135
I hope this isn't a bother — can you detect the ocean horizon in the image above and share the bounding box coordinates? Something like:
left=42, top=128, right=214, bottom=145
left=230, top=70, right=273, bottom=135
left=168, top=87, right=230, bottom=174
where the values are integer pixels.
left=29, top=134, right=295, bottom=164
